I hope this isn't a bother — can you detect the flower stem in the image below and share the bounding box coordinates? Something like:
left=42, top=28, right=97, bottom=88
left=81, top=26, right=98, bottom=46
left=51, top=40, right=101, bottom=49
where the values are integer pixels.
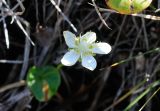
left=56, top=64, right=63, bottom=70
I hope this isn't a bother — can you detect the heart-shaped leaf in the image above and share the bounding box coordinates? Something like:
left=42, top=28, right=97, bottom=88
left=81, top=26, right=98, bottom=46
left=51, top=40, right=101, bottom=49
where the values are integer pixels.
left=27, top=66, right=61, bottom=102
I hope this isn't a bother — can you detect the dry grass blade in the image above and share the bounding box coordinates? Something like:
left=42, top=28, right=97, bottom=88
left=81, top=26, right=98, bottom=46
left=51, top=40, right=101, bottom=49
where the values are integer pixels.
left=19, top=35, right=31, bottom=79
left=16, top=0, right=25, bottom=15
left=124, top=80, right=160, bottom=111
left=49, top=0, right=77, bottom=32
left=88, top=67, right=111, bottom=111
left=139, top=87, right=160, bottom=111
left=104, top=80, right=146, bottom=111
left=131, top=13, right=160, bottom=20
left=98, top=7, right=160, bottom=20
left=14, top=16, right=35, bottom=46
left=2, top=15, right=9, bottom=48
left=1, top=2, right=10, bottom=48
left=0, top=80, right=26, bottom=93
left=0, top=59, right=23, bottom=64
left=91, top=0, right=111, bottom=29
left=0, top=0, right=34, bottom=48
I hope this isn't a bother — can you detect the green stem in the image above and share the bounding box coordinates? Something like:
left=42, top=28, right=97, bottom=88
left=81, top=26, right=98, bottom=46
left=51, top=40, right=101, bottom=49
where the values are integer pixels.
left=56, top=64, right=63, bottom=70
left=111, top=48, right=160, bottom=67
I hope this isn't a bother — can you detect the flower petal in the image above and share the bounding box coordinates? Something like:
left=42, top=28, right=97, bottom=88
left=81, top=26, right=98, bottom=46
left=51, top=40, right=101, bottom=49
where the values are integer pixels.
left=80, top=32, right=96, bottom=44
left=63, top=31, right=76, bottom=48
left=82, top=56, right=97, bottom=71
left=61, top=50, right=80, bottom=66
left=92, top=43, right=111, bottom=54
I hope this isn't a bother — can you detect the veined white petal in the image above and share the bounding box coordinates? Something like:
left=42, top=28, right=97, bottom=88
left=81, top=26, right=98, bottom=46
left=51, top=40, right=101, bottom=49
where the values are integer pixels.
left=63, top=31, right=76, bottom=48
left=61, top=50, right=80, bottom=66
left=92, top=43, right=111, bottom=54
left=82, top=56, right=97, bottom=71
left=80, top=32, right=96, bottom=43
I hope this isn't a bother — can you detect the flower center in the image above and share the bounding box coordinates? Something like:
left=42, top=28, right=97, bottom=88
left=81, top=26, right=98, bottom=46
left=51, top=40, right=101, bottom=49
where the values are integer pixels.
left=74, top=38, right=93, bottom=56
left=78, top=42, right=89, bottom=51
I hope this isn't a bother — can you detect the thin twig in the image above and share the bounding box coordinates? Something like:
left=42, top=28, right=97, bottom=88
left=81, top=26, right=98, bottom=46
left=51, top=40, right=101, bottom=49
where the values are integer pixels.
left=95, top=6, right=160, bottom=20
left=18, top=17, right=31, bottom=79
left=2, top=9, right=10, bottom=48
left=88, top=67, right=111, bottom=111
left=139, top=87, right=160, bottom=111
left=0, top=0, right=35, bottom=47
left=141, top=17, right=149, bottom=50
left=0, top=59, right=23, bottom=64
left=0, top=80, right=26, bottom=93
left=132, top=13, right=160, bottom=20
left=91, top=0, right=111, bottom=29
left=104, top=80, right=146, bottom=111
left=35, top=0, right=39, bottom=23
left=14, top=16, right=35, bottom=46
left=16, top=0, right=25, bottom=15
left=49, top=0, right=77, bottom=32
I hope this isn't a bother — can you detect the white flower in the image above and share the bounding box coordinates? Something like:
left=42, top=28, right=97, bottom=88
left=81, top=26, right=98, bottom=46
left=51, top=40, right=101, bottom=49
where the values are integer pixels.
left=61, top=31, right=111, bottom=71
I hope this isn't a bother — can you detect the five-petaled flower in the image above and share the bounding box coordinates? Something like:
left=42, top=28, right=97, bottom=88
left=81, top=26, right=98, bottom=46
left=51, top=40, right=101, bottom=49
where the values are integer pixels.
left=61, top=31, right=111, bottom=71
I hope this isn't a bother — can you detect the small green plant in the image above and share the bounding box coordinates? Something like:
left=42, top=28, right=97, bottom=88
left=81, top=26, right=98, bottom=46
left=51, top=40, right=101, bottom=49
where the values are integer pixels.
left=26, top=30, right=112, bottom=102
left=106, top=0, right=152, bottom=14
left=26, top=66, right=61, bottom=102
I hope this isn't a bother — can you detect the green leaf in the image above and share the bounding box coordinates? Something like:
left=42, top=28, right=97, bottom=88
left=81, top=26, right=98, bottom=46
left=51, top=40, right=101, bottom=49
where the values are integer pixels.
left=26, top=66, right=61, bottom=102
left=106, top=0, right=152, bottom=14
